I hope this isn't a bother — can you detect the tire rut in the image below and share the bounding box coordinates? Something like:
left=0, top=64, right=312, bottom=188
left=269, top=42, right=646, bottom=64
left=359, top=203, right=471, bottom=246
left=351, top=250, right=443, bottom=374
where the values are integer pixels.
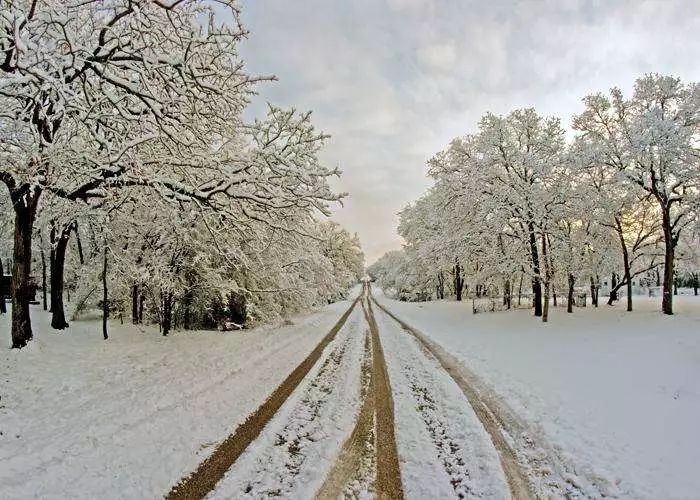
left=364, top=296, right=404, bottom=500
left=316, top=325, right=376, bottom=499
left=166, top=296, right=359, bottom=500
left=372, top=295, right=535, bottom=500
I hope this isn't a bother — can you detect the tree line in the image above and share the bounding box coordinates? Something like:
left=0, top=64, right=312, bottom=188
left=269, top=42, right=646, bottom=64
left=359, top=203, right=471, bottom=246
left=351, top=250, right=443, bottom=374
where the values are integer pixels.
left=0, top=1, right=364, bottom=348
left=369, top=74, right=699, bottom=321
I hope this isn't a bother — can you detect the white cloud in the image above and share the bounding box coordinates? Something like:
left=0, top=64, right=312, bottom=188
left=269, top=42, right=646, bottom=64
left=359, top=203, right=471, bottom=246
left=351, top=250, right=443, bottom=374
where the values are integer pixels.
left=238, top=0, right=700, bottom=263
left=416, top=43, right=457, bottom=72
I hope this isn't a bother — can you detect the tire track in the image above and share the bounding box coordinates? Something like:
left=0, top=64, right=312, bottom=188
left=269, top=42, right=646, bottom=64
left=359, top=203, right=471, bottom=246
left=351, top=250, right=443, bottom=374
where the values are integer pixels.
left=372, top=295, right=534, bottom=500
left=364, top=296, right=404, bottom=500
left=166, top=296, right=359, bottom=500
left=226, top=310, right=360, bottom=497
left=316, top=324, right=376, bottom=499
left=318, top=284, right=403, bottom=499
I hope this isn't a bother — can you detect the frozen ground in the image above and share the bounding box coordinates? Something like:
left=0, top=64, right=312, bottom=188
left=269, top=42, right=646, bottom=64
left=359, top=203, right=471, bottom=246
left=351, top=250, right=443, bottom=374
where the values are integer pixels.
left=0, top=299, right=352, bottom=500
left=375, top=288, right=700, bottom=499
left=208, top=305, right=366, bottom=499
left=373, top=304, right=509, bottom=499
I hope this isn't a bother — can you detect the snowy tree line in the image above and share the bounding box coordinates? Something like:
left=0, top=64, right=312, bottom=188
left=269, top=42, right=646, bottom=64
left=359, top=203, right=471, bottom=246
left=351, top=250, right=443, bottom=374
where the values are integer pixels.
left=0, top=1, right=364, bottom=348
left=369, top=74, right=699, bottom=321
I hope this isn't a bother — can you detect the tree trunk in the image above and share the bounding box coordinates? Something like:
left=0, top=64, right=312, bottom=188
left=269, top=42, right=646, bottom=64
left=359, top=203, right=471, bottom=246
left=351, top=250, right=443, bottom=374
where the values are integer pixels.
left=608, top=272, right=618, bottom=305
left=517, top=272, right=523, bottom=306
left=661, top=237, right=674, bottom=315
left=626, top=275, right=633, bottom=312
left=454, top=258, right=464, bottom=301
left=132, top=284, right=139, bottom=324
left=0, top=258, right=6, bottom=315
left=138, top=293, right=145, bottom=324
left=567, top=274, right=575, bottom=313
left=102, top=245, right=108, bottom=340
left=10, top=184, right=40, bottom=348
left=528, top=223, right=542, bottom=317
left=693, top=273, right=698, bottom=296
left=40, top=243, right=47, bottom=311
left=541, top=233, right=550, bottom=323
left=673, top=273, right=678, bottom=296
left=50, top=222, right=70, bottom=330
left=660, top=205, right=675, bottom=315
left=162, top=291, right=172, bottom=336
left=590, top=275, right=599, bottom=307
left=436, top=271, right=445, bottom=300
left=614, top=217, right=633, bottom=312
left=74, top=223, right=85, bottom=265
left=503, top=278, right=511, bottom=309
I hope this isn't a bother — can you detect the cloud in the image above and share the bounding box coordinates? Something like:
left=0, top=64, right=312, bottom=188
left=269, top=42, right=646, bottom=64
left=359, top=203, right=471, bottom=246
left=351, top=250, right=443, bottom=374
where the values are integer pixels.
left=237, top=0, right=700, bottom=263
left=416, top=43, right=457, bottom=72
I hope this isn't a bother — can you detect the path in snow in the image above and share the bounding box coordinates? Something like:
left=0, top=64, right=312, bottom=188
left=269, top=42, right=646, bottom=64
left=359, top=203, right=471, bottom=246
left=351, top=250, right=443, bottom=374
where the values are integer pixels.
left=362, top=296, right=404, bottom=499
left=371, top=296, right=513, bottom=499
left=206, top=301, right=367, bottom=498
left=168, top=297, right=360, bottom=499
left=316, top=315, right=376, bottom=499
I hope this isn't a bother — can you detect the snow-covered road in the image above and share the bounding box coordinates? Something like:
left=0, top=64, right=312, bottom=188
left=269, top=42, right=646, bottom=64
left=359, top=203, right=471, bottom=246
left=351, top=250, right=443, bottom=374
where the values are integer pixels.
left=201, top=286, right=522, bottom=499
left=0, top=300, right=354, bottom=499
left=7, top=285, right=694, bottom=499
left=374, top=289, right=700, bottom=500
left=0, top=286, right=537, bottom=500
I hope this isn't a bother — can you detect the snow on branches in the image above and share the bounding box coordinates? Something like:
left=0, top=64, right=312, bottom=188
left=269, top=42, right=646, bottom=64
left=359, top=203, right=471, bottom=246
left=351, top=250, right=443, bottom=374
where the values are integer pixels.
left=1, top=1, right=362, bottom=347
left=373, top=74, right=698, bottom=320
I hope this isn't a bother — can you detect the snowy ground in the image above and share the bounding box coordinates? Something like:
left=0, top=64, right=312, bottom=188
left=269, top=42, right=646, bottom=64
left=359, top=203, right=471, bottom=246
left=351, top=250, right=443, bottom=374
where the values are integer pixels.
left=375, top=288, right=700, bottom=499
left=208, top=305, right=366, bottom=498
left=4, top=288, right=699, bottom=499
left=0, top=299, right=353, bottom=500
left=373, top=304, right=509, bottom=499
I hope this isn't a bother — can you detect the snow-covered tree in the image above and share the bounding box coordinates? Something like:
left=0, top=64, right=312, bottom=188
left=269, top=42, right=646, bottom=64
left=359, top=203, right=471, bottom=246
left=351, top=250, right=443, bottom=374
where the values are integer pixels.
left=428, top=109, right=568, bottom=317
left=573, top=74, right=699, bottom=314
left=1, top=2, right=345, bottom=347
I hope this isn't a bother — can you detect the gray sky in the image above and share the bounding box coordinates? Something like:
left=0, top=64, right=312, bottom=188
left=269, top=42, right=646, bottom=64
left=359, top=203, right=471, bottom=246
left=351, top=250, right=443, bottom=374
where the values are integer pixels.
left=237, top=0, right=700, bottom=264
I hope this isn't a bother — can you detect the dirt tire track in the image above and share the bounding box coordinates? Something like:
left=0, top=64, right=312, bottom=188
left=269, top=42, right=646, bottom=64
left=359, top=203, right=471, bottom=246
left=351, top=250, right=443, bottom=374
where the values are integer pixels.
left=316, top=325, right=376, bottom=499
left=166, top=296, right=360, bottom=500
left=365, top=296, right=404, bottom=500
left=372, top=296, right=534, bottom=500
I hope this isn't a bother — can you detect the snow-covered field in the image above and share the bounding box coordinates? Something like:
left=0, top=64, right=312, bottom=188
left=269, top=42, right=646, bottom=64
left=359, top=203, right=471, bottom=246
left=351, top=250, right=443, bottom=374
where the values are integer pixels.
left=375, top=289, right=700, bottom=499
left=4, top=288, right=699, bottom=499
left=0, top=300, right=353, bottom=500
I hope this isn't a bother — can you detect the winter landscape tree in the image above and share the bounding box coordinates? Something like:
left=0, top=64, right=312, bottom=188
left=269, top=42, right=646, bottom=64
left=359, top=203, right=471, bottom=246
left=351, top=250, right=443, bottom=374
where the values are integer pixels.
left=573, top=75, right=699, bottom=314
left=371, top=74, right=698, bottom=321
left=0, top=1, right=361, bottom=348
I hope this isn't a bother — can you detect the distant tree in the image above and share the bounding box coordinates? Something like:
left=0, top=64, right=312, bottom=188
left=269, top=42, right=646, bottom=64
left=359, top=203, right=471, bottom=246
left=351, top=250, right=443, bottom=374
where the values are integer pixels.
left=573, top=74, right=699, bottom=314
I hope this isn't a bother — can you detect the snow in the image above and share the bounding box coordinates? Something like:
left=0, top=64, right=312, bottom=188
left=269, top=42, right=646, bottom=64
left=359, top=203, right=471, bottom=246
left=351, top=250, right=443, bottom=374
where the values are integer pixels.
left=209, top=304, right=366, bottom=498
left=373, top=305, right=510, bottom=499
left=0, top=299, right=353, bottom=500
left=374, top=288, right=700, bottom=499
left=4, top=287, right=699, bottom=499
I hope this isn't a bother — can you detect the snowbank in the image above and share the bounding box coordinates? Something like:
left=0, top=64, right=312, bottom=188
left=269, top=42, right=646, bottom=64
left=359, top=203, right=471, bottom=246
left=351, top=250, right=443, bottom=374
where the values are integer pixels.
left=0, top=300, right=352, bottom=499
left=374, top=289, right=700, bottom=499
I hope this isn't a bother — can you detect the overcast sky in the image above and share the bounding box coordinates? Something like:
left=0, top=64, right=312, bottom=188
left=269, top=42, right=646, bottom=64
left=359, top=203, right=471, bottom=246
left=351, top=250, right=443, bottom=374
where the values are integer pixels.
left=236, top=0, right=700, bottom=264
